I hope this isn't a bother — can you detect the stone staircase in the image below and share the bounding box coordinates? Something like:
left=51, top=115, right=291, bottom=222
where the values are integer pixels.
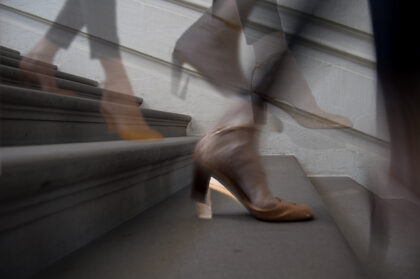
left=0, top=45, right=197, bottom=279
left=32, top=156, right=367, bottom=279
left=1, top=44, right=417, bottom=279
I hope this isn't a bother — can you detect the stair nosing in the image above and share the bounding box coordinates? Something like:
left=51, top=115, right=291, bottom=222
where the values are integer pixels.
left=0, top=55, right=99, bottom=87
left=0, top=67, right=144, bottom=105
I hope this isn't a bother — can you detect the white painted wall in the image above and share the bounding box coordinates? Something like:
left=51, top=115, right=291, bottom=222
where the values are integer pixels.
left=0, top=0, right=390, bottom=189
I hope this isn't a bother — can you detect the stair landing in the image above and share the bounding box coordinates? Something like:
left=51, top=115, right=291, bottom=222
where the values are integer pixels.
left=35, top=156, right=365, bottom=279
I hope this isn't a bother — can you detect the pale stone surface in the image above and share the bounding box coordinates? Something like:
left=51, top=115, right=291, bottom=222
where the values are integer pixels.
left=275, top=0, right=372, bottom=33
left=0, top=0, right=389, bottom=189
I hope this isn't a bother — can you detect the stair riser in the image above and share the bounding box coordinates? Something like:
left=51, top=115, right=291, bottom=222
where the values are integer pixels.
left=1, top=106, right=188, bottom=146
left=0, top=55, right=98, bottom=86
left=0, top=46, right=196, bottom=279
left=0, top=46, right=20, bottom=54
left=1, top=55, right=52, bottom=71
left=0, top=49, right=21, bottom=60
left=1, top=85, right=190, bottom=146
left=0, top=49, right=58, bottom=70
left=0, top=65, right=143, bottom=105
left=0, top=157, right=193, bottom=279
left=0, top=138, right=197, bottom=201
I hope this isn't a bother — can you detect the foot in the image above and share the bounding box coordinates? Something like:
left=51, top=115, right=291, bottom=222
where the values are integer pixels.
left=20, top=38, right=74, bottom=96
left=173, top=11, right=247, bottom=91
left=252, top=33, right=352, bottom=129
left=100, top=80, right=162, bottom=141
left=194, top=126, right=313, bottom=220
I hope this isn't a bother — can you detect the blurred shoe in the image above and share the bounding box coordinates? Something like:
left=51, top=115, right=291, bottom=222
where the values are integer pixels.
left=196, top=177, right=241, bottom=219
left=100, top=93, right=162, bottom=141
left=171, top=11, right=247, bottom=96
left=192, top=125, right=314, bottom=221
left=20, top=38, right=75, bottom=96
left=19, top=57, right=75, bottom=96
left=251, top=33, right=352, bottom=129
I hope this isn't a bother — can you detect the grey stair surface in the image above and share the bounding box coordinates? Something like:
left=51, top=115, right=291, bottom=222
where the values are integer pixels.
left=0, top=64, right=143, bottom=105
left=0, top=49, right=58, bottom=70
left=34, top=156, right=366, bottom=279
left=0, top=48, right=24, bottom=60
left=0, top=55, right=98, bottom=86
left=0, top=45, right=197, bottom=279
left=0, top=45, right=19, bottom=54
left=0, top=138, right=197, bottom=279
left=310, top=177, right=372, bottom=263
left=311, top=177, right=420, bottom=279
left=1, top=84, right=191, bottom=146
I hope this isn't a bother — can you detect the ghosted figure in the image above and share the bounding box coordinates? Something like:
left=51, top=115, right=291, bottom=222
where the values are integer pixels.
left=236, top=0, right=352, bottom=129
left=367, top=0, right=420, bottom=278
left=174, top=2, right=420, bottom=276
left=369, top=0, right=420, bottom=198
left=20, top=0, right=161, bottom=140
left=173, top=0, right=352, bottom=129
left=172, top=0, right=329, bottom=222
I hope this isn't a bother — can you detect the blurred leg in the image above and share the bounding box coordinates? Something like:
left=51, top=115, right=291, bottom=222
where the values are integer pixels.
left=20, top=0, right=85, bottom=95
left=44, top=0, right=85, bottom=54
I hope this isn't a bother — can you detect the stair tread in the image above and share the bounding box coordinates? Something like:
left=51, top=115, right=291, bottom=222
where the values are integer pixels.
left=0, top=55, right=98, bottom=86
left=310, top=177, right=371, bottom=258
left=0, top=45, right=20, bottom=54
left=1, top=84, right=189, bottom=120
left=311, top=176, right=420, bottom=278
left=35, top=156, right=365, bottom=279
left=0, top=50, right=58, bottom=70
left=1, top=83, right=190, bottom=145
left=0, top=66, right=143, bottom=104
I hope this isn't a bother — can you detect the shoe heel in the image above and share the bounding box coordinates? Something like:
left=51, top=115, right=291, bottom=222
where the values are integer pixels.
left=209, top=177, right=241, bottom=205
left=171, top=51, right=185, bottom=97
left=196, top=190, right=212, bottom=219
left=192, top=164, right=212, bottom=219
left=191, top=163, right=211, bottom=202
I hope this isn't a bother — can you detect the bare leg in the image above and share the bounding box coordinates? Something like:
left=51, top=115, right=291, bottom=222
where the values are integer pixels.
left=251, top=30, right=352, bottom=128
left=25, top=37, right=60, bottom=63
left=19, top=38, right=75, bottom=96
left=98, top=57, right=162, bottom=140
left=207, top=97, right=278, bottom=208
left=193, top=95, right=314, bottom=220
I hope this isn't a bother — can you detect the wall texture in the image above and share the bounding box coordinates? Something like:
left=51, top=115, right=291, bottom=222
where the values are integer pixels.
left=0, top=0, right=390, bottom=190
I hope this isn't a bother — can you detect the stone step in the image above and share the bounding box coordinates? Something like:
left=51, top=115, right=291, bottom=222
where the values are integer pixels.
left=1, top=84, right=191, bottom=146
left=310, top=177, right=420, bottom=279
left=34, top=156, right=366, bottom=279
left=310, top=177, right=372, bottom=263
left=0, top=137, right=197, bottom=279
left=0, top=49, right=58, bottom=70
left=0, top=48, right=21, bottom=60
left=0, top=55, right=98, bottom=87
left=0, top=45, right=20, bottom=54
left=0, top=65, right=143, bottom=105
left=0, top=54, right=55, bottom=72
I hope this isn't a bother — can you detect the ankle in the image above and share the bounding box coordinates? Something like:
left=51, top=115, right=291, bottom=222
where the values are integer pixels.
left=211, top=0, right=242, bottom=28
left=214, top=98, right=256, bottom=129
left=27, top=38, right=59, bottom=63
left=211, top=14, right=241, bottom=31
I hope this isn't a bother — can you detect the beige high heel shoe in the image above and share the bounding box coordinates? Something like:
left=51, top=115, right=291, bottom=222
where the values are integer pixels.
left=196, top=177, right=240, bottom=219
left=192, top=125, right=314, bottom=222
left=100, top=96, right=162, bottom=141
left=171, top=10, right=248, bottom=96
